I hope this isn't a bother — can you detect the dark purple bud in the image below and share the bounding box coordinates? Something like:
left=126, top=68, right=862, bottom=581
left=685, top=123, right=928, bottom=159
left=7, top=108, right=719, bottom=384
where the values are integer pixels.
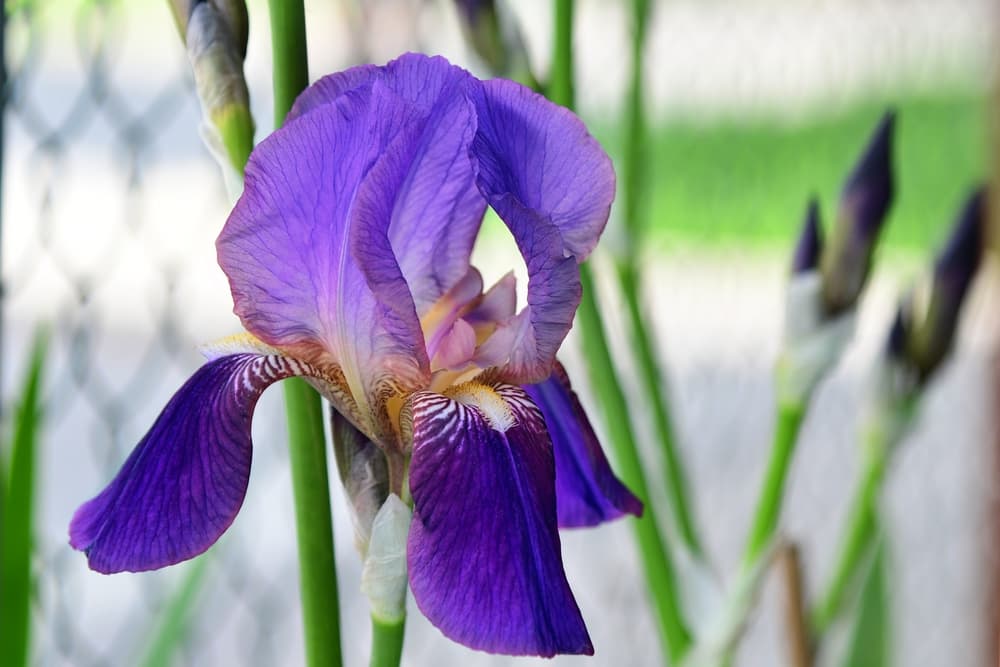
left=885, top=304, right=908, bottom=360
left=791, top=197, right=823, bottom=274
left=454, top=0, right=507, bottom=74
left=821, top=110, right=896, bottom=314
left=886, top=186, right=986, bottom=383
left=933, top=187, right=985, bottom=306
left=453, top=0, right=537, bottom=87
left=842, top=110, right=895, bottom=240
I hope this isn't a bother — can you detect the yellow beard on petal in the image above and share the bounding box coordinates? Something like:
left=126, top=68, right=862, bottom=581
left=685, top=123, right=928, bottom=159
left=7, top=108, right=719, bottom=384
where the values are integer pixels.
left=445, top=382, right=516, bottom=433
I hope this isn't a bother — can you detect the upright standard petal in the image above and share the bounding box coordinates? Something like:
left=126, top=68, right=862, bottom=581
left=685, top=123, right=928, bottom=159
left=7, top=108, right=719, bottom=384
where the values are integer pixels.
left=286, top=54, right=490, bottom=315
left=351, top=76, right=485, bottom=317
left=524, top=363, right=642, bottom=527
left=406, top=382, right=593, bottom=657
left=218, top=87, right=429, bottom=441
left=470, top=79, right=614, bottom=260
left=469, top=79, right=615, bottom=382
left=69, top=353, right=315, bottom=573
left=286, top=63, right=379, bottom=121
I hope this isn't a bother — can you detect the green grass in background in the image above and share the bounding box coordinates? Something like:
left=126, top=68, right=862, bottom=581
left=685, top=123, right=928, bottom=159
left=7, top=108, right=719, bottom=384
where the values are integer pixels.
left=594, top=88, right=987, bottom=254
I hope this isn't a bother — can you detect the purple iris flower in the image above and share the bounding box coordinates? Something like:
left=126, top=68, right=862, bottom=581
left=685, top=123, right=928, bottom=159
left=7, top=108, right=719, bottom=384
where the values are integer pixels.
left=69, top=54, right=641, bottom=657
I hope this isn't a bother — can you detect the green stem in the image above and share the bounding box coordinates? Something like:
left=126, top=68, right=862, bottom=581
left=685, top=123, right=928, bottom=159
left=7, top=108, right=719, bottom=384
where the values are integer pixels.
left=549, top=0, right=690, bottom=659
left=621, top=0, right=649, bottom=255
left=0, top=330, right=47, bottom=667
left=811, top=447, right=886, bottom=636
left=369, top=615, right=405, bottom=667
left=284, top=378, right=344, bottom=667
left=267, top=0, right=309, bottom=124
left=578, top=265, right=691, bottom=661
left=617, top=262, right=702, bottom=558
left=266, top=8, right=343, bottom=666
left=549, top=0, right=574, bottom=109
left=615, top=0, right=701, bottom=559
left=742, top=402, right=807, bottom=569
left=140, top=558, right=209, bottom=667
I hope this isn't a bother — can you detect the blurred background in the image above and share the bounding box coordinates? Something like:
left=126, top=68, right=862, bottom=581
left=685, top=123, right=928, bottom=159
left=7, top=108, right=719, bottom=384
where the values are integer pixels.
left=2, top=0, right=996, bottom=665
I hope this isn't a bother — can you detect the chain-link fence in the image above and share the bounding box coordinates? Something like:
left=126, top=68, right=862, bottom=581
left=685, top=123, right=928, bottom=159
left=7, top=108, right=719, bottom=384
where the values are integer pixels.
left=3, top=1, right=996, bottom=666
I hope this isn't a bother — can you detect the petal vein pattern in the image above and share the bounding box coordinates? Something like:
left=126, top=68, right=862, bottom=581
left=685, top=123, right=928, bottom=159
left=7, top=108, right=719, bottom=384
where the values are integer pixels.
left=218, top=87, right=430, bottom=441
left=69, top=353, right=318, bottom=573
left=407, top=383, right=593, bottom=656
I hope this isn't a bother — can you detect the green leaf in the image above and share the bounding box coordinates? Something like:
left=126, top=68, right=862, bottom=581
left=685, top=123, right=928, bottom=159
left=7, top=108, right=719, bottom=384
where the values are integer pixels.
left=841, top=534, right=891, bottom=667
left=139, top=557, right=210, bottom=667
left=0, top=329, right=49, bottom=667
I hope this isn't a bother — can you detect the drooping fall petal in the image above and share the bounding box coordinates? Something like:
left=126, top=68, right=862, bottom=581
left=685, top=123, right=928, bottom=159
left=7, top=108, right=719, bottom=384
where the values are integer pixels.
left=69, top=353, right=316, bottom=573
left=524, top=363, right=642, bottom=527
left=406, top=383, right=593, bottom=657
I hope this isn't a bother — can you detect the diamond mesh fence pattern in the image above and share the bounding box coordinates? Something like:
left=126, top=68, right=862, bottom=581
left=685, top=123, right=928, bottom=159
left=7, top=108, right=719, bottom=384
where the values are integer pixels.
left=2, top=1, right=996, bottom=667
left=4, top=2, right=308, bottom=665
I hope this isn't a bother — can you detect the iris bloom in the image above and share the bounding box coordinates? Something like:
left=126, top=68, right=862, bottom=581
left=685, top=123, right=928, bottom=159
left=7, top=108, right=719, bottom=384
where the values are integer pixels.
left=70, top=54, right=641, bottom=657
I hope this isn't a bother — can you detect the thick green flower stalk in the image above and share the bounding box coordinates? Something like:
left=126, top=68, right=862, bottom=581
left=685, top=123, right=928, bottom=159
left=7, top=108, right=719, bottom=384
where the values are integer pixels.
left=265, top=4, right=345, bottom=666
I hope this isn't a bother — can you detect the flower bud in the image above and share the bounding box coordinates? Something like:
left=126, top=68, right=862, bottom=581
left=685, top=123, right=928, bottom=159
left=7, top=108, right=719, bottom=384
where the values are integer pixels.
left=331, top=408, right=389, bottom=557
left=361, top=494, right=412, bottom=624
left=887, top=187, right=985, bottom=384
left=821, top=110, right=895, bottom=314
left=170, top=0, right=253, bottom=178
left=453, top=0, right=537, bottom=87
left=455, top=0, right=506, bottom=73
left=791, top=197, right=823, bottom=275
left=169, top=0, right=247, bottom=57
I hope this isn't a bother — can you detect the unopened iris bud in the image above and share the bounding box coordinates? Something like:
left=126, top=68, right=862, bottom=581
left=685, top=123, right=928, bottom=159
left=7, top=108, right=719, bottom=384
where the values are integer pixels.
left=791, top=197, right=823, bottom=274
left=331, top=409, right=390, bottom=557
left=361, top=494, right=412, bottom=623
left=887, top=187, right=985, bottom=384
left=171, top=0, right=254, bottom=177
left=776, top=197, right=854, bottom=406
left=455, top=0, right=505, bottom=73
left=453, top=0, right=537, bottom=87
left=821, top=111, right=896, bottom=314
left=169, top=0, right=248, bottom=56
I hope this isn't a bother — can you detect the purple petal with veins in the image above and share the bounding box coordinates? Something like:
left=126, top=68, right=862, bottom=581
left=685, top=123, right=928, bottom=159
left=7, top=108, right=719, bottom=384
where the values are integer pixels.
left=525, top=362, right=642, bottom=527
left=69, top=353, right=316, bottom=573
left=407, top=383, right=593, bottom=656
left=469, top=79, right=615, bottom=382
left=218, top=82, right=431, bottom=440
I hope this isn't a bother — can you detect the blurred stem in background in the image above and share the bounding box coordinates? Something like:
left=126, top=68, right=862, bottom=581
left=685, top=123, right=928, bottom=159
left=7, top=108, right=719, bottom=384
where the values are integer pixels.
left=615, top=0, right=702, bottom=559
left=741, top=403, right=806, bottom=568
left=550, top=0, right=692, bottom=661
left=267, top=2, right=346, bottom=666
left=0, top=330, right=48, bottom=667
left=139, top=558, right=211, bottom=667
left=811, top=438, right=888, bottom=636
left=839, top=535, right=890, bottom=667
left=453, top=0, right=539, bottom=91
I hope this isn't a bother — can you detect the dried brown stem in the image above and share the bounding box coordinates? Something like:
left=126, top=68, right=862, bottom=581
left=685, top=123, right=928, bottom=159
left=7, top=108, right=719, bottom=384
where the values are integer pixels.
left=779, top=541, right=813, bottom=667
